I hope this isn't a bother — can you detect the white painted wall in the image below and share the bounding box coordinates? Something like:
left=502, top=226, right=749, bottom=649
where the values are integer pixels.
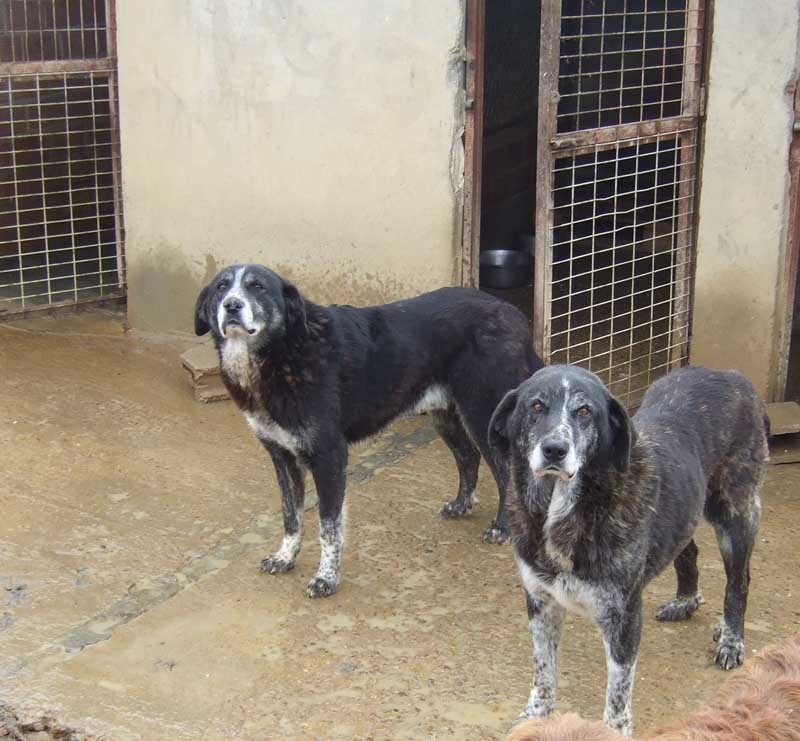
left=691, top=1, right=799, bottom=398
left=117, top=0, right=465, bottom=334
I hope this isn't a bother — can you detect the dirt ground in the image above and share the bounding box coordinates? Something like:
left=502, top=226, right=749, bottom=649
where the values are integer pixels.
left=1, top=311, right=799, bottom=741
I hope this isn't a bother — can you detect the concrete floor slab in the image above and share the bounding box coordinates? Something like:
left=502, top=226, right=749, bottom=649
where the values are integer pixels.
left=1, top=312, right=799, bottom=740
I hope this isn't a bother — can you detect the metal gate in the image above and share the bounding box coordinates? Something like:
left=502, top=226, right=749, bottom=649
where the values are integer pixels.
left=0, top=0, right=124, bottom=314
left=534, top=0, right=704, bottom=405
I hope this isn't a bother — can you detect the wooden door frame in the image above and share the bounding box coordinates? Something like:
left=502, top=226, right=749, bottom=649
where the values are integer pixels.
left=771, top=77, right=800, bottom=402
left=461, top=0, right=485, bottom=288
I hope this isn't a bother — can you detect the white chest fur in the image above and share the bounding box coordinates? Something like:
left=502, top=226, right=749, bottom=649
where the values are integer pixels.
left=220, top=337, right=254, bottom=389
left=515, top=555, right=599, bottom=619
left=244, top=411, right=302, bottom=455
left=412, top=384, right=451, bottom=414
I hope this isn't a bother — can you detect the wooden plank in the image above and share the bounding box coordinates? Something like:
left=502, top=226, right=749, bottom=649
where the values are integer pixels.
left=180, top=343, right=221, bottom=381
left=766, top=401, right=800, bottom=436
left=770, top=432, right=800, bottom=465
left=461, top=0, right=485, bottom=288
left=772, top=79, right=800, bottom=401
left=550, top=115, right=698, bottom=157
left=533, top=0, right=562, bottom=361
left=0, top=59, right=114, bottom=75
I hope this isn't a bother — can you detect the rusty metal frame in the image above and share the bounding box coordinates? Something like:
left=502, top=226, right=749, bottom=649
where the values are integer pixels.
left=104, top=0, right=125, bottom=292
left=533, top=0, right=561, bottom=359
left=682, top=0, right=713, bottom=374
left=669, top=0, right=704, bottom=365
left=461, top=0, right=485, bottom=288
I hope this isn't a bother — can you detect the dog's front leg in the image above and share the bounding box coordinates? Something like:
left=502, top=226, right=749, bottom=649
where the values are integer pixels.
left=520, top=590, right=565, bottom=719
left=598, top=593, right=642, bottom=737
left=260, top=444, right=306, bottom=574
left=306, top=438, right=348, bottom=598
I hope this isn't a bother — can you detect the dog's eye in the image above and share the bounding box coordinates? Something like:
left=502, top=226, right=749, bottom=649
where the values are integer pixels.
left=577, top=406, right=591, bottom=417
left=250, top=282, right=264, bottom=291
left=532, top=401, right=545, bottom=413
left=216, top=281, right=229, bottom=291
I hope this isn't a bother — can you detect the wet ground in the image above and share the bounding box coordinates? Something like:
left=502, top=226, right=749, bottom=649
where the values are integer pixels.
left=1, top=311, right=799, bottom=740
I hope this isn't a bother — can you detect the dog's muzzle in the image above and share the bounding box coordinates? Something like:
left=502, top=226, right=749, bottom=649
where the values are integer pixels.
left=531, top=438, right=577, bottom=481
left=220, top=296, right=258, bottom=337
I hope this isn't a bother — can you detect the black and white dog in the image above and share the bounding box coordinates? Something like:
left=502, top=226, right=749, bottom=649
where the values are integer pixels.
left=488, top=365, right=768, bottom=736
left=194, top=264, right=542, bottom=598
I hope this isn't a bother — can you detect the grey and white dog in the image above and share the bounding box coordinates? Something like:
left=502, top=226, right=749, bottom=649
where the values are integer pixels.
left=488, top=365, right=769, bottom=736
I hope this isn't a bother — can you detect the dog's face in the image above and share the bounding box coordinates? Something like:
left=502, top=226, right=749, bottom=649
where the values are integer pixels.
left=489, top=365, right=635, bottom=483
left=193, top=264, right=307, bottom=345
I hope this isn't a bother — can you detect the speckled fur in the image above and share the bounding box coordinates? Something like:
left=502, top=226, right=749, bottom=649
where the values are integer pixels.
left=195, top=264, right=542, bottom=597
left=489, top=365, right=769, bottom=736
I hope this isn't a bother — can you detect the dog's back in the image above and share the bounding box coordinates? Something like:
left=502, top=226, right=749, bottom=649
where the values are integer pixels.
left=634, top=367, right=768, bottom=482
left=632, top=368, right=768, bottom=581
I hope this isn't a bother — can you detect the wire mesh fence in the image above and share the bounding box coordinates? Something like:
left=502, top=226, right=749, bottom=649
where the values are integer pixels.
left=0, top=0, right=108, bottom=63
left=537, top=0, right=704, bottom=407
left=0, top=0, right=122, bottom=315
left=548, top=130, right=695, bottom=405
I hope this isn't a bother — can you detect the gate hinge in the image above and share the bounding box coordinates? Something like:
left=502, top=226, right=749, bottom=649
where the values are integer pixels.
left=698, top=85, right=707, bottom=118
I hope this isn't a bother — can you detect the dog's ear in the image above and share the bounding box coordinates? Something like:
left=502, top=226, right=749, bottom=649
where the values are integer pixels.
left=608, top=394, right=636, bottom=471
left=282, top=280, right=309, bottom=337
left=488, top=388, right=519, bottom=457
left=194, top=284, right=211, bottom=336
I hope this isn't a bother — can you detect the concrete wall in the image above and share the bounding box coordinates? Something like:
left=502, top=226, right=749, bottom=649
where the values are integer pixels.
left=117, top=0, right=466, bottom=334
left=691, top=1, right=800, bottom=398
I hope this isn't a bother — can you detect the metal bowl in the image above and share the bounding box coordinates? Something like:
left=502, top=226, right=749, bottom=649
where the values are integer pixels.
left=479, top=249, right=533, bottom=289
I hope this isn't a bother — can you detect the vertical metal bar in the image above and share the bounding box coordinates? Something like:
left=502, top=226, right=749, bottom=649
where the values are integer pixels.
left=35, top=72, right=53, bottom=303
left=669, top=128, right=695, bottom=367
left=38, top=0, right=45, bottom=63
left=104, top=0, right=123, bottom=289
left=9, top=1, right=16, bottom=63
left=90, top=66, right=101, bottom=291
left=669, top=0, right=702, bottom=365
left=534, top=0, right=562, bottom=360
left=78, top=0, right=86, bottom=59
left=94, top=0, right=100, bottom=57
left=22, top=0, right=30, bottom=62
left=51, top=0, right=58, bottom=60
left=7, top=75, right=26, bottom=306
left=65, top=72, right=77, bottom=301
left=65, top=0, right=72, bottom=58
left=461, top=0, right=484, bottom=288
left=681, top=0, right=702, bottom=119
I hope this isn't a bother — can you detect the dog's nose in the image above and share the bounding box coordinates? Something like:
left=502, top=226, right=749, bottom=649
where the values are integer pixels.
left=223, top=296, right=243, bottom=314
left=542, top=440, right=568, bottom=463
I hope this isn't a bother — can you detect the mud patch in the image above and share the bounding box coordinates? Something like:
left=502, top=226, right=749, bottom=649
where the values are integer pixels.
left=0, top=703, right=90, bottom=740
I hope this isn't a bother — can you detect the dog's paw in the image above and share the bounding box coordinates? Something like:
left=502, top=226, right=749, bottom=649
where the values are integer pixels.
left=441, top=495, right=474, bottom=519
left=517, top=702, right=552, bottom=721
left=259, top=555, right=295, bottom=574
left=305, top=576, right=338, bottom=598
left=656, top=593, right=704, bottom=622
left=713, top=624, right=744, bottom=670
left=482, top=522, right=511, bottom=545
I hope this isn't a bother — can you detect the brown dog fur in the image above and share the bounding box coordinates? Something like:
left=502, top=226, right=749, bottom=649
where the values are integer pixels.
left=506, top=635, right=800, bottom=741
